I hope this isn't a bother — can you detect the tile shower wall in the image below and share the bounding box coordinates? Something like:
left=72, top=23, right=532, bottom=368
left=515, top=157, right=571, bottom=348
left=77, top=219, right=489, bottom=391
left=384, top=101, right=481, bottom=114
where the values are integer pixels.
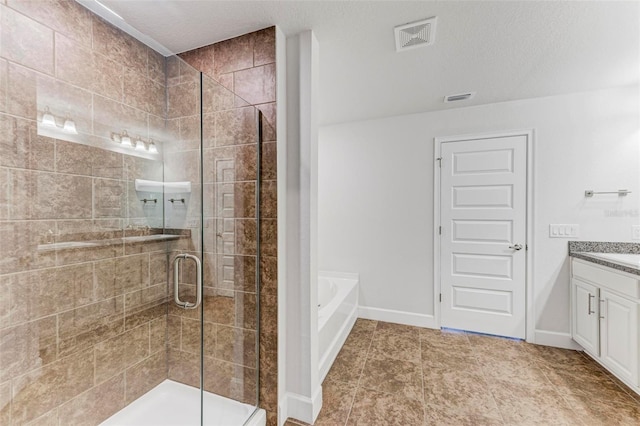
left=179, top=27, right=278, bottom=425
left=0, top=1, right=170, bottom=424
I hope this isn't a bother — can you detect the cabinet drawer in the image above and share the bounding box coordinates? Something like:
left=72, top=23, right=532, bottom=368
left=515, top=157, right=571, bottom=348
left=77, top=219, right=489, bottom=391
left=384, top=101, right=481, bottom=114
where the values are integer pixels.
left=572, top=259, right=640, bottom=299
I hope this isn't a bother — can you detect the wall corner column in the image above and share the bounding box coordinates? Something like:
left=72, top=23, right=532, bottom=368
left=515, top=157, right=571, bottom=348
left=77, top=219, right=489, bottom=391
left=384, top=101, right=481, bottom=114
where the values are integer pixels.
left=279, top=29, right=321, bottom=426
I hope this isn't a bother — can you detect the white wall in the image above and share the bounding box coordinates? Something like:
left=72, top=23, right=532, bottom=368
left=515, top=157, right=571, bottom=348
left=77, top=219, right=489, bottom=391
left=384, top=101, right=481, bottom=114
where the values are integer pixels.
left=280, top=30, right=321, bottom=426
left=318, top=85, right=640, bottom=342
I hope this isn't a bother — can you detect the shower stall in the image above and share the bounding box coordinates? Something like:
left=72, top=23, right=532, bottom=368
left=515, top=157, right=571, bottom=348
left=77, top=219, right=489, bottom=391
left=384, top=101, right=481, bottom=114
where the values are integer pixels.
left=0, top=2, right=271, bottom=425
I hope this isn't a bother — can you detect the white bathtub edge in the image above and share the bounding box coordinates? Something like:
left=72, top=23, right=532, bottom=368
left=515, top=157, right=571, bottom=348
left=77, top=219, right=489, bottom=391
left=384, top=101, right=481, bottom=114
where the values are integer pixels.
left=358, top=305, right=438, bottom=329
left=319, top=304, right=358, bottom=383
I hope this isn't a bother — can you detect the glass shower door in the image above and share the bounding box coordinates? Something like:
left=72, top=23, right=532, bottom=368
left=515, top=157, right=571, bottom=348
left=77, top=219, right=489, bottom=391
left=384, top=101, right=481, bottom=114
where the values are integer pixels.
left=0, top=0, right=263, bottom=423
left=164, top=60, right=262, bottom=425
left=199, top=73, right=261, bottom=425
left=163, top=57, right=207, bottom=424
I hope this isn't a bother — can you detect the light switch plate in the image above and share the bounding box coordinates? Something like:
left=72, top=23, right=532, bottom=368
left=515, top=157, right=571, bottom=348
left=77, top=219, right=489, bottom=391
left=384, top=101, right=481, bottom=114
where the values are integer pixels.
left=549, top=224, right=580, bottom=238
left=633, top=225, right=640, bottom=240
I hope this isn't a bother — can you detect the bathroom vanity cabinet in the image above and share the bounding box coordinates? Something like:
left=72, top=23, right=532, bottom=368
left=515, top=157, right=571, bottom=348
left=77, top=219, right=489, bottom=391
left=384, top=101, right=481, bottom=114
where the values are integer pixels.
left=571, top=257, right=640, bottom=393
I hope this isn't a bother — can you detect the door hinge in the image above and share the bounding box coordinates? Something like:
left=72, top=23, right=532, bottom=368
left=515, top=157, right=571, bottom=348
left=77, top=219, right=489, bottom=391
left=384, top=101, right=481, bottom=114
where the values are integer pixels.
left=439, top=293, right=442, bottom=302
left=438, top=226, right=442, bottom=235
left=436, top=157, right=442, bottom=168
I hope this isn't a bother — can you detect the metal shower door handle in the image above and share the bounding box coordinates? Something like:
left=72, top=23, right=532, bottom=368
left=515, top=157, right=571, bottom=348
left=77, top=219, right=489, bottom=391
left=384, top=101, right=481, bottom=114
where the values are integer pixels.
left=173, top=253, right=202, bottom=309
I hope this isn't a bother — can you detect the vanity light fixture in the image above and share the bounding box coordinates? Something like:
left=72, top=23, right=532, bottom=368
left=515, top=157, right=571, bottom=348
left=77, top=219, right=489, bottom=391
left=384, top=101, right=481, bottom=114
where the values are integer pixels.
left=110, top=131, right=160, bottom=154
left=40, top=107, right=78, bottom=134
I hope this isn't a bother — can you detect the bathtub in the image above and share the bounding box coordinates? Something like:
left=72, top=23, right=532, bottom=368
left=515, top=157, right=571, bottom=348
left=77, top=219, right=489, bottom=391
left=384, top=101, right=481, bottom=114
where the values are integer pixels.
left=318, top=271, right=359, bottom=382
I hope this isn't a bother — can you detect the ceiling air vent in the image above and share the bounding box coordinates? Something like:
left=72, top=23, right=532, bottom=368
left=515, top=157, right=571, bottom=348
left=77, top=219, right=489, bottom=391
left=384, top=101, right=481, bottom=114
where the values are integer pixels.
left=444, top=92, right=476, bottom=103
left=394, top=17, right=437, bottom=52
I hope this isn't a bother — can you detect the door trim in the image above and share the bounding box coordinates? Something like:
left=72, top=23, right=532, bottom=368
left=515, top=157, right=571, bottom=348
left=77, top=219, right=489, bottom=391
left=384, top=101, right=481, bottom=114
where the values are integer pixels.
left=433, top=129, right=535, bottom=342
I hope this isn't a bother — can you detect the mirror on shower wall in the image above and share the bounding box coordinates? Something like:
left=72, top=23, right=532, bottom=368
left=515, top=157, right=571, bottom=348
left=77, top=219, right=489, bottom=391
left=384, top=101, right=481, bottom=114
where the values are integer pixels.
left=32, top=53, right=170, bottom=236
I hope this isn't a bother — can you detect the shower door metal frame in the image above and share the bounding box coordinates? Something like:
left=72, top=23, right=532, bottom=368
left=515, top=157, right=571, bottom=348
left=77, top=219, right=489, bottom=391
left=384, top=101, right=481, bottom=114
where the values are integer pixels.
left=253, top=110, right=263, bottom=410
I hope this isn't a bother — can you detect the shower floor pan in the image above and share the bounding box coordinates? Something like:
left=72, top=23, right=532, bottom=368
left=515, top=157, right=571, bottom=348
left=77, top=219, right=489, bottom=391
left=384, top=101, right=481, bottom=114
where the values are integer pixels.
left=100, top=380, right=266, bottom=426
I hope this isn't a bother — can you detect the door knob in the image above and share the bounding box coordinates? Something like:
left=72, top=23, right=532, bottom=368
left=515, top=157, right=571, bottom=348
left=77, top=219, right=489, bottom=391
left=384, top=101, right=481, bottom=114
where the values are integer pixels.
left=509, top=244, right=523, bottom=251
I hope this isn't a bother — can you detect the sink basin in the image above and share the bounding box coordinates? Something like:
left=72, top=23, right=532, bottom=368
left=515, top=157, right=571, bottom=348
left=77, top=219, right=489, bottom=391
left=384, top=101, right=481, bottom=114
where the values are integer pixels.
left=37, top=241, right=99, bottom=251
left=122, top=234, right=180, bottom=243
left=585, top=253, right=640, bottom=269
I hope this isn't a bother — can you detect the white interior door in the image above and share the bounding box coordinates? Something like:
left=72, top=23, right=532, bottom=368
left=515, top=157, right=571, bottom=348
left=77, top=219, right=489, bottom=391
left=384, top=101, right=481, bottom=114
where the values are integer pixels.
left=439, top=135, right=527, bottom=339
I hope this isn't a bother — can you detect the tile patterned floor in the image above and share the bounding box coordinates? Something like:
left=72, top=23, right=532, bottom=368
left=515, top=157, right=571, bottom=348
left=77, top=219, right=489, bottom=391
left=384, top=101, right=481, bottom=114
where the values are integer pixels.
left=286, top=319, right=640, bottom=426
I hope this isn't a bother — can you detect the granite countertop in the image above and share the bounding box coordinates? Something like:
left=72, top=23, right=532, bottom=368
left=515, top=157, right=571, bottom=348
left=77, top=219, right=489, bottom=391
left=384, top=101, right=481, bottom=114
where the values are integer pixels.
left=569, top=241, right=640, bottom=276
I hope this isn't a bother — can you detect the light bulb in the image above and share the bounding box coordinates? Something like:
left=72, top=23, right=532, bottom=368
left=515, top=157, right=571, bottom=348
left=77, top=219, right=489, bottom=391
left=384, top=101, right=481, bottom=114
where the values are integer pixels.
left=63, top=118, right=77, bottom=134
left=41, top=107, right=56, bottom=127
left=148, top=141, right=158, bottom=154
left=135, top=139, right=146, bottom=151
left=120, top=131, right=132, bottom=147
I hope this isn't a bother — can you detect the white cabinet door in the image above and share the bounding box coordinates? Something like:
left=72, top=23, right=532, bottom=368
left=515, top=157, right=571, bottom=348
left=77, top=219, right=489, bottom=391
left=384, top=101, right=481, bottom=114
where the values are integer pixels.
left=572, top=279, right=599, bottom=356
left=600, top=289, right=639, bottom=387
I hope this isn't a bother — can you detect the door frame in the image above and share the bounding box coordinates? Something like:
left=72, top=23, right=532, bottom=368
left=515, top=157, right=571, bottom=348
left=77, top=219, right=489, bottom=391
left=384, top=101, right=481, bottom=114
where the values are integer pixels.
left=433, top=129, right=535, bottom=342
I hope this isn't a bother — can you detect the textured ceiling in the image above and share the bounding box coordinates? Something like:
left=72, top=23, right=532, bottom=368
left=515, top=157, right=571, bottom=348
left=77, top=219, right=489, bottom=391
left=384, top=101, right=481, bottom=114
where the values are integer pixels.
left=83, top=1, right=639, bottom=125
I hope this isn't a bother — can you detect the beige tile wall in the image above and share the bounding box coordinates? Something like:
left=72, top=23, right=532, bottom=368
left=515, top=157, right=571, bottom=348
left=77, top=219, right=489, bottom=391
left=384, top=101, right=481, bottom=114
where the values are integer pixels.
left=1, top=2, right=274, bottom=425
left=179, top=27, right=278, bottom=425
left=0, top=1, right=170, bottom=424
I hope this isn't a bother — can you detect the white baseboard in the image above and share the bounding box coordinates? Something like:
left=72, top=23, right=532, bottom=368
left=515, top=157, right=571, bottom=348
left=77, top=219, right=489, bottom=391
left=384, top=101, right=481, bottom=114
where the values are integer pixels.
left=279, top=386, right=323, bottom=426
left=278, top=395, right=287, bottom=426
left=533, top=329, right=581, bottom=350
left=311, top=385, right=322, bottom=422
left=358, top=305, right=438, bottom=329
